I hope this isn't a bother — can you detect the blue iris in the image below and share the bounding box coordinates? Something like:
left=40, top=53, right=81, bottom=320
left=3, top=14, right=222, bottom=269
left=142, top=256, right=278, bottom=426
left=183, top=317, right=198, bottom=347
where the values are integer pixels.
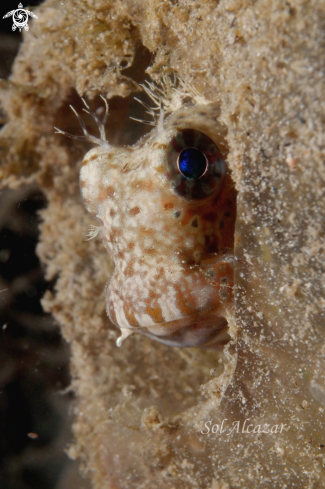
left=178, top=148, right=207, bottom=179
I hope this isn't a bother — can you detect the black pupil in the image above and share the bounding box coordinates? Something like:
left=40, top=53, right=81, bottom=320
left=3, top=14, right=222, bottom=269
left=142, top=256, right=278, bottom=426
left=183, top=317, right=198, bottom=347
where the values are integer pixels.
left=178, top=148, right=207, bottom=179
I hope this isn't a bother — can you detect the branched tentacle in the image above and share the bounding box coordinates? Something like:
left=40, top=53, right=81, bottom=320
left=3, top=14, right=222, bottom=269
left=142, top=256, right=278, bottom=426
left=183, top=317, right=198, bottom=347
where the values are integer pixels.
left=130, top=74, right=207, bottom=131
left=54, top=96, right=110, bottom=149
left=129, top=117, right=157, bottom=127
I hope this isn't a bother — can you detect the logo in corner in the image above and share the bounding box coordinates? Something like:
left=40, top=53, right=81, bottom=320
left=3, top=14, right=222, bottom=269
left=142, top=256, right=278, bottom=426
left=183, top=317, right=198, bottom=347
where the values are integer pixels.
left=3, top=3, right=38, bottom=32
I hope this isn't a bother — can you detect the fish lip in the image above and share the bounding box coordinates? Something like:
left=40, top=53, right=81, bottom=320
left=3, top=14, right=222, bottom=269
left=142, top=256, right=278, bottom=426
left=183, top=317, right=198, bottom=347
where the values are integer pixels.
left=127, top=306, right=229, bottom=348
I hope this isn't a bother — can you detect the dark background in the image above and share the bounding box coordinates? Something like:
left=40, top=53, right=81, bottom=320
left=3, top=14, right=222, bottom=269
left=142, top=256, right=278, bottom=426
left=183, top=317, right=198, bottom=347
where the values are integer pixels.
left=0, top=3, right=86, bottom=488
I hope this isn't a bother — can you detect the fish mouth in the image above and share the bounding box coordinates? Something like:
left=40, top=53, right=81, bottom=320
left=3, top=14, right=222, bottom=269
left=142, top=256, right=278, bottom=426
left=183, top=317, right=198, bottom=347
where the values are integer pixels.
left=134, top=307, right=231, bottom=349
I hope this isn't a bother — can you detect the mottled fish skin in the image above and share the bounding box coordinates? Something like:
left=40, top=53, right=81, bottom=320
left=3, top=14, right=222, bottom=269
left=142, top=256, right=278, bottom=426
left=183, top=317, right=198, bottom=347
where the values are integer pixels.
left=80, top=101, right=236, bottom=348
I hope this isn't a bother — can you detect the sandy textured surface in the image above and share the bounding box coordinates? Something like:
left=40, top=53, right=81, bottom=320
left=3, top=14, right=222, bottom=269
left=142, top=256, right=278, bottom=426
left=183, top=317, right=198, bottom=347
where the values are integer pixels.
left=0, top=0, right=324, bottom=488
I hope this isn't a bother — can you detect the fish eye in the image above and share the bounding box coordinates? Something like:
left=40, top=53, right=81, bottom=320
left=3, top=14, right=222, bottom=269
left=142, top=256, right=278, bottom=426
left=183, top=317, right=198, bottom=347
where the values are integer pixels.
left=166, top=129, right=226, bottom=200
left=177, top=147, right=208, bottom=179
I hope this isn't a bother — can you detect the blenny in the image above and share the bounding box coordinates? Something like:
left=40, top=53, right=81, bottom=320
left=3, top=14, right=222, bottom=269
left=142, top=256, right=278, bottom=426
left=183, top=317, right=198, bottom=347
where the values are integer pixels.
left=56, top=78, right=236, bottom=348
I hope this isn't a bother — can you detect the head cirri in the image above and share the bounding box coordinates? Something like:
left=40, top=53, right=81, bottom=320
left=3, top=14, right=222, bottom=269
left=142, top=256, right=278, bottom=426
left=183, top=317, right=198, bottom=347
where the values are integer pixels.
left=55, top=77, right=236, bottom=349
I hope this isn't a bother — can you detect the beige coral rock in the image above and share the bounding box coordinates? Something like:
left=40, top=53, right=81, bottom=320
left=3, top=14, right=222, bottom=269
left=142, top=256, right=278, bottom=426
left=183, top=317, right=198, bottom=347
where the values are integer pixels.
left=0, top=0, right=324, bottom=488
